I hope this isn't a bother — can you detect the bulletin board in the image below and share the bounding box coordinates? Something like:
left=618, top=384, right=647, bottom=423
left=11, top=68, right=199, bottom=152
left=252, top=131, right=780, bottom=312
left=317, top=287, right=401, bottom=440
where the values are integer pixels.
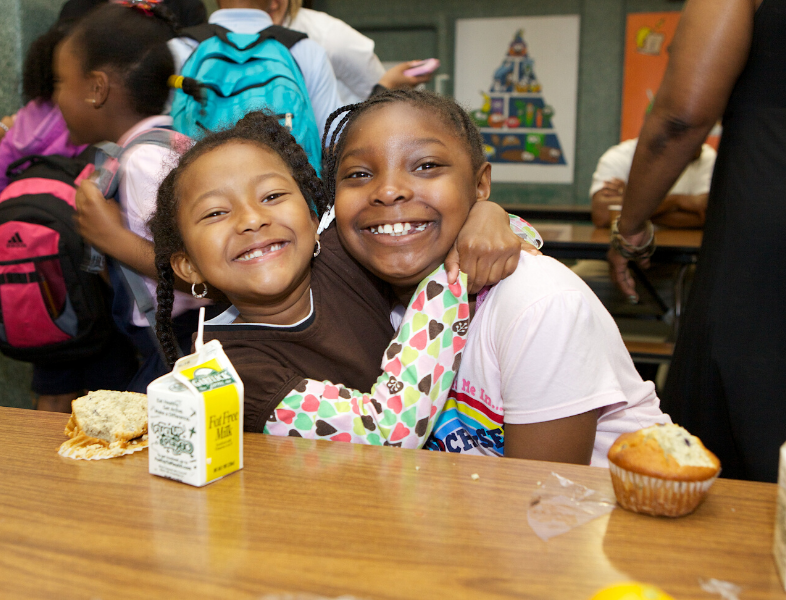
left=454, top=16, right=580, bottom=184
left=620, top=12, right=681, bottom=143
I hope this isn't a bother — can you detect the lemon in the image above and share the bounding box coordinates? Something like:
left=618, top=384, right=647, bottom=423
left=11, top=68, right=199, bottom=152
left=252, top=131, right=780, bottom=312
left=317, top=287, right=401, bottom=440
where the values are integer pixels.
left=590, top=582, right=674, bottom=600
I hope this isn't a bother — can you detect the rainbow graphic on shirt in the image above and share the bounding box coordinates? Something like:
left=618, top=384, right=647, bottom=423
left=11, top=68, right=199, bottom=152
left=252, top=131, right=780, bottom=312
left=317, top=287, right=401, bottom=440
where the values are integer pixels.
left=424, top=388, right=505, bottom=455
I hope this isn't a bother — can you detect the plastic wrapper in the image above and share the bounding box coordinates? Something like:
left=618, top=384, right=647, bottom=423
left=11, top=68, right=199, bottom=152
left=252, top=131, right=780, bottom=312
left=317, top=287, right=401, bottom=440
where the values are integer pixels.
left=698, top=578, right=742, bottom=600
left=527, top=472, right=616, bottom=541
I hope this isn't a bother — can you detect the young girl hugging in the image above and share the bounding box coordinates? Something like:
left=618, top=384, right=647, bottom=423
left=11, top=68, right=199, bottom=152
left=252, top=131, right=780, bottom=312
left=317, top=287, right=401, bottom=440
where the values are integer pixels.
left=54, top=3, right=211, bottom=390
left=323, top=89, right=671, bottom=466
left=150, top=110, right=472, bottom=447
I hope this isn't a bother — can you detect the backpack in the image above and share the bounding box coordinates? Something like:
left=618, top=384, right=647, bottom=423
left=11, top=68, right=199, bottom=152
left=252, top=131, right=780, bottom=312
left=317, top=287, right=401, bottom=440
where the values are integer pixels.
left=92, top=127, right=193, bottom=366
left=171, top=24, right=322, bottom=174
left=0, top=148, right=115, bottom=365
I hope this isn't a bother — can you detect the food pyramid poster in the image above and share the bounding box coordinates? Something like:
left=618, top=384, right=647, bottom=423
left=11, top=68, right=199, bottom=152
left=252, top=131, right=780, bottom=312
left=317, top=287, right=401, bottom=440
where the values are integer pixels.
left=455, top=16, right=580, bottom=184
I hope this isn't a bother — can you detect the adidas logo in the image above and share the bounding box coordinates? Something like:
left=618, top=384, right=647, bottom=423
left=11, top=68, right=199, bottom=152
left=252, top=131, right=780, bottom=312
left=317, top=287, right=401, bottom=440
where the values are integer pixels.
left=6, top=232, right=25, bottom=248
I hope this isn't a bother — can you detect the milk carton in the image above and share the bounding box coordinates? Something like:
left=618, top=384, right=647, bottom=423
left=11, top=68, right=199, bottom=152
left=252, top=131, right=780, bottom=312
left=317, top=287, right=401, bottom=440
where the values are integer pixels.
left=147, top=338, right=243, bottom=486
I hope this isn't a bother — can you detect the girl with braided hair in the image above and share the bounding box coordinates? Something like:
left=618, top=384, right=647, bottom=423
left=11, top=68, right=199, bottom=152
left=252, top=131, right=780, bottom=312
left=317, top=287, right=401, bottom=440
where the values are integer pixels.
left=149, top=108, right=540, bottom=447
left=150, top=109, right=468, bottom=447
left=56, top=2, right=211, bottom=392
left=324, top=89, right=669, bottom=466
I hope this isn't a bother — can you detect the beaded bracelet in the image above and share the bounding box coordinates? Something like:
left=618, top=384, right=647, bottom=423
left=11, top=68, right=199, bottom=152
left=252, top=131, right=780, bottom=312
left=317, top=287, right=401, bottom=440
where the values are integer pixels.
left=610, top=216, right=656, bottom=260
left=0, top=121, right=9, bottom=133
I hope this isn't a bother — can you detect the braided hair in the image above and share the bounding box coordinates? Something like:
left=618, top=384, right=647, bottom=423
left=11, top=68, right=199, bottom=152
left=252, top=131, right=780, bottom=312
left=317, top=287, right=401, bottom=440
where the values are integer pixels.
left=321, top=89, right=486, bottom=207
left=149, top=110, right=330, bottom=366
left=66, top=2, right=180, bottom=117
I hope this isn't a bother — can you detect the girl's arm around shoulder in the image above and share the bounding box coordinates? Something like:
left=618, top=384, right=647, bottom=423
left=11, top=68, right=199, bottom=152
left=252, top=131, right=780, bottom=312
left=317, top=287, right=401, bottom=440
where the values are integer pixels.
left=265, top=265, right=469, bottom=448
left=445, top=199, right=542, bottom=293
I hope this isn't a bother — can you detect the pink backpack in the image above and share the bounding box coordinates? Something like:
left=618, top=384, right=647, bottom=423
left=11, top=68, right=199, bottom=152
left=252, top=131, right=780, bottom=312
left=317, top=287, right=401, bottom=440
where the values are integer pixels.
left=0, top=148, right=115, bottom=364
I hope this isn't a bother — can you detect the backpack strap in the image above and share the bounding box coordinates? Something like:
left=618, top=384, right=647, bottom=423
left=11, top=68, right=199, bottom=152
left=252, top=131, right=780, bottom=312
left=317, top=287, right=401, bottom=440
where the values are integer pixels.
left=179, top=23, right=231, bottom=44
left=94, top=127, right=185, bottom=360
left=115, top=262, right=161, bottom=337
left=93, top=128, right=178, bottom=200
left=256, top=25, right=308, bottom=50
left=181, top=23, right=307, bottom=52
left=6, top=152, right=95, bottom=181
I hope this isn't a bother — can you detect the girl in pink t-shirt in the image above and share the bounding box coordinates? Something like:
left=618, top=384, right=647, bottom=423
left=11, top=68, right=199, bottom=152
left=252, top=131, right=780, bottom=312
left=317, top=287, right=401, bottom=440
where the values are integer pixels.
left=323, top=89, right=670, bottom=466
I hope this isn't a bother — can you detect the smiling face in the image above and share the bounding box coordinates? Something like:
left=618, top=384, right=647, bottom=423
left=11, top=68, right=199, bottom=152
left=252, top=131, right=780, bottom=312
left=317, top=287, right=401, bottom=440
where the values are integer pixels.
left=334, top=102, right=490, bottom=291
left=171, top=141, right=319, bottom=323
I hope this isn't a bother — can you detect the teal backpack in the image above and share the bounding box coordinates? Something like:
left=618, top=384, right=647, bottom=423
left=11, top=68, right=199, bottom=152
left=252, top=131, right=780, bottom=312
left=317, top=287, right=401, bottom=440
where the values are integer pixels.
left=171, top=24, right=322, bottom=174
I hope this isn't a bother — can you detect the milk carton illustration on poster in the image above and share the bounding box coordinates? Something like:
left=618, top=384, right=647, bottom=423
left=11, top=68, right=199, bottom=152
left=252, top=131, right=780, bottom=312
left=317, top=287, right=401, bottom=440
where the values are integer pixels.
left=454, top=16, right=580, bottom=183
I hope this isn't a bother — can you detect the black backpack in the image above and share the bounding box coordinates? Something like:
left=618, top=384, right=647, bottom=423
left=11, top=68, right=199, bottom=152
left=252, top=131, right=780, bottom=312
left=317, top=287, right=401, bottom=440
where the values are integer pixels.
left=0, top=148, right=115, bottom=365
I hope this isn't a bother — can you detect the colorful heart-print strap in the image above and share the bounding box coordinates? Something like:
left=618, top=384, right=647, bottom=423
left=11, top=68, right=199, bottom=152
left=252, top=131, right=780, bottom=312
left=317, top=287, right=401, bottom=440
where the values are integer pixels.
left=509, top=215, right=543, bottom=249
left=265, top=264, right=469, bottom=448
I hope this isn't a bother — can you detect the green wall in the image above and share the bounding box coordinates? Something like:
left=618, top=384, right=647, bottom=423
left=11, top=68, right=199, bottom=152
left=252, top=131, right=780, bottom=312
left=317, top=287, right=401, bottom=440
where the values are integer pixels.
left=0, top=0, right=67, bottom=118
left=313, top=0, right=685, bottom=207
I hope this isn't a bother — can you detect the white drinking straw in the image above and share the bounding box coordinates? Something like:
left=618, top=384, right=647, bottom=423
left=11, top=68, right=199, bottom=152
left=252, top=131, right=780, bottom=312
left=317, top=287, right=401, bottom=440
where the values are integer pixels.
left=194, top=306, right=206, bottom=352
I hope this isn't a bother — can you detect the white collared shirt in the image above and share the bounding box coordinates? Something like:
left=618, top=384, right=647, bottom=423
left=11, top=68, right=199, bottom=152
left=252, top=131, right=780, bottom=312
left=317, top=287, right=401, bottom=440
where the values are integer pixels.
left=285, top=8, right=385, bottom=104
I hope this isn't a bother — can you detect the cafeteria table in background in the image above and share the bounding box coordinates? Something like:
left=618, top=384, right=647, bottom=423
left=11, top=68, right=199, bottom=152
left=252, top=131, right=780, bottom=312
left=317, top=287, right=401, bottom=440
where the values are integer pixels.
left=1, top=407, right=782, bottom=599
left=531, top=220, right=703, bottom=365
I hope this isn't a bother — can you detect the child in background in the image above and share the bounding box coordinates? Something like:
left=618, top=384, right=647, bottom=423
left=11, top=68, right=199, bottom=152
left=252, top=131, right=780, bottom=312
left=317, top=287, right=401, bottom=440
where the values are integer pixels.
left=167, top=0, right=342, bottom=141
left=0, top=20, right=87, bottom=191
left=324, top=90, right=670, bottom=466
left=4, top=19, right=138, bottom=412
left=150, top=110, right=469, bottom=447
left=53, top=3, right=210, bottom=391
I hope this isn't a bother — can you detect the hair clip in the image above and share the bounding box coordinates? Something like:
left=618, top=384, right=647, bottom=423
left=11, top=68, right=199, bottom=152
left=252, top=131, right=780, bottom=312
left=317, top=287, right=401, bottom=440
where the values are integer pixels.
left=111, top=0, right=162, bottom=16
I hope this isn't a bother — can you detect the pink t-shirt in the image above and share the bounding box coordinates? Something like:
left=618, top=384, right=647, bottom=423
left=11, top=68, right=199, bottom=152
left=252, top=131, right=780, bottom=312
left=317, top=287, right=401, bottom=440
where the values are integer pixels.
left=424, top=252, right=671, bottom=467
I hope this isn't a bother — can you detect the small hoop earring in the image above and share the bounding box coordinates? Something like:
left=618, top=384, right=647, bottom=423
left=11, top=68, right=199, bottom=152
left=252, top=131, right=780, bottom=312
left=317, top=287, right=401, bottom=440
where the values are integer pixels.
left=191, top=282, right=208, bottom=299
left=313, top=240, right=321, bottom=258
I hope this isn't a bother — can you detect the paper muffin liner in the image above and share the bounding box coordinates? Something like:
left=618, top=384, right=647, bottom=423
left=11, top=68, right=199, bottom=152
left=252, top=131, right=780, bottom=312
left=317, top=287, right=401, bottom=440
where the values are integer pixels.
left=58, top=433, right=148, bottom=460
left=609, top=462, right=718, bottom=517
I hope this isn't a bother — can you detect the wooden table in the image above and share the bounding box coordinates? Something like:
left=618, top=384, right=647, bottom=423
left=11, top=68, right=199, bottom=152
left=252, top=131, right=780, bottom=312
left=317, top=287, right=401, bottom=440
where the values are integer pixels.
left=534, top=223, right=703, bottom=337
left=2, top=407, right=783, bottom=599
left=502, top=204, right=593, bottom=223
left=533, top=222, right=703, bottom=264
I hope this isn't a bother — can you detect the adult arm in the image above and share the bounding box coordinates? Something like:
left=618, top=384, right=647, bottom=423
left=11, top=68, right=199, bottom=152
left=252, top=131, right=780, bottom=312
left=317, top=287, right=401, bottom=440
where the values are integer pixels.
left=378, top=61, right=436, bottom=91
left=651, top=192, right=708, bottom=228
left=590, top=179, right=625, bottom=227
left=610, top=0, right=757, bottom=297
left=265, top=265, right=469, bottom=448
